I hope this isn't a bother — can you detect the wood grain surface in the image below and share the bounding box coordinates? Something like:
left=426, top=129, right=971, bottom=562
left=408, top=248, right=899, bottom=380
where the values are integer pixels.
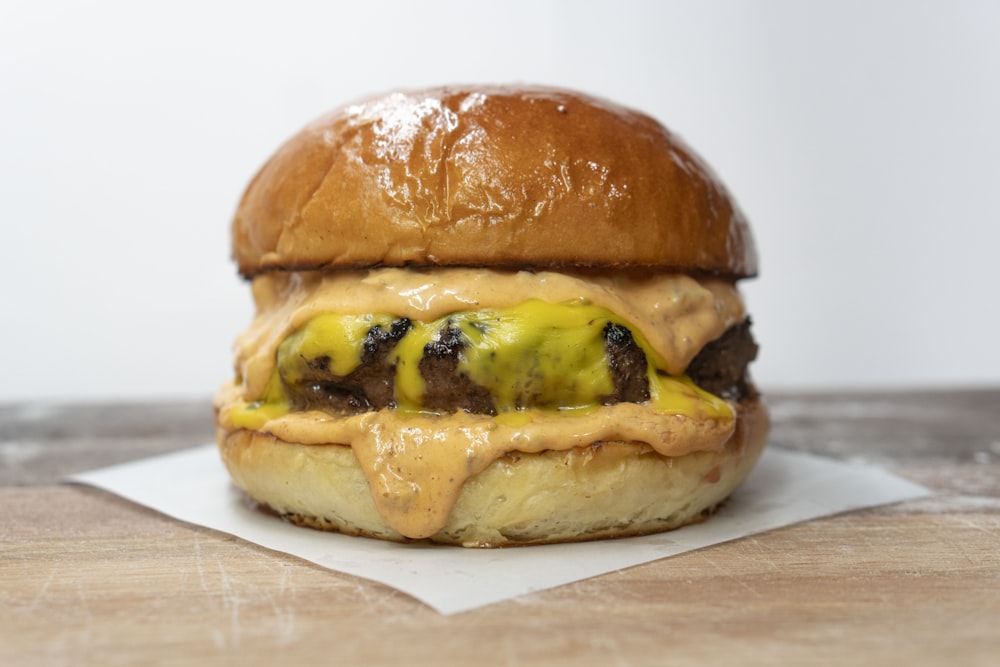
left=3, top=389, right=999, bottom=666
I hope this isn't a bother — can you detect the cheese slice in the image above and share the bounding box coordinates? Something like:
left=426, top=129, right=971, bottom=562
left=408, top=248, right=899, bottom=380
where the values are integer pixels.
left=233, top=267, right=745, bottom=399
left=235, top=297, right=734, bottom=426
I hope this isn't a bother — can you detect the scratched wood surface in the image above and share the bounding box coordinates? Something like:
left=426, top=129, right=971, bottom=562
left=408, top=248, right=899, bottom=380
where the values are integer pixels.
left=3, top=389, right=999, bottom=666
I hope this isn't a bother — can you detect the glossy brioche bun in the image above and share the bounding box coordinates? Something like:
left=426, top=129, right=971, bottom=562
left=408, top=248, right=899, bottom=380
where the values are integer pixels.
left=218, top=399, right=768, bottom=547
left=232, top=85, right=757, bottom=279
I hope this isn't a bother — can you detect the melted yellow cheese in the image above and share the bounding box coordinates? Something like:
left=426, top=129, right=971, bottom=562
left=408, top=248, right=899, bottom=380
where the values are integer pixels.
left=395, top=300, right=626, bottom=413
left=278, top=312, right=397, bottom=381
left=233, top=268, right=744, bottom=400
left=232, top=298, right=731, bottom=427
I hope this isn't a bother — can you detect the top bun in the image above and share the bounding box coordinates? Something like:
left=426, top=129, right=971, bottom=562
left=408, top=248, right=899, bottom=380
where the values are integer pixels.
left=233, top=85, right=757, bottom=279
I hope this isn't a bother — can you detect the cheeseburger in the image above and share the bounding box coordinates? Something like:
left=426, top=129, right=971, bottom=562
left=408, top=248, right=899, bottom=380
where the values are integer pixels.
left=214, top=85, right=768, bottom=547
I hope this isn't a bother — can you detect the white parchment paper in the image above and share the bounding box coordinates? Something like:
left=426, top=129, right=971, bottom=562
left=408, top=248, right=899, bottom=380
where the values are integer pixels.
left=69, top=445, right=930, bottom=614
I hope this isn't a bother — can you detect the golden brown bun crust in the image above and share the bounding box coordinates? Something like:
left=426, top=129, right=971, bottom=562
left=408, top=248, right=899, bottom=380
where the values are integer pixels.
left=233, top=85, right=758, bottom=279
left=216, top=398, right=768, bottom=547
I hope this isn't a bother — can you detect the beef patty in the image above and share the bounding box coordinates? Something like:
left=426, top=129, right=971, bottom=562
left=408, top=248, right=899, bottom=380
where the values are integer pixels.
left=282, top=317, right=758, bottom=415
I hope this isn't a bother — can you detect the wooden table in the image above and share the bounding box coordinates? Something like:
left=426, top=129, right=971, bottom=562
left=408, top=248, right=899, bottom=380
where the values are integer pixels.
left=3, top=389, right=999, bottom=666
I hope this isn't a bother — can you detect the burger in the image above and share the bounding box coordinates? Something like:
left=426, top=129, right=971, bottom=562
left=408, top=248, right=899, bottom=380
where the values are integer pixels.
left=214, top=85, right=769, bottom=547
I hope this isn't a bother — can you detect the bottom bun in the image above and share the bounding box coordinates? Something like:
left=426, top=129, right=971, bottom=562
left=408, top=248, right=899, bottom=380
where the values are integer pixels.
left=217, top=400, right=769, bottom=547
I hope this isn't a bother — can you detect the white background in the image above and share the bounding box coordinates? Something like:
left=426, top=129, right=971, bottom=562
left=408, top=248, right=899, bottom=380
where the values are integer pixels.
left=2, top=0, right=998, bottom=402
